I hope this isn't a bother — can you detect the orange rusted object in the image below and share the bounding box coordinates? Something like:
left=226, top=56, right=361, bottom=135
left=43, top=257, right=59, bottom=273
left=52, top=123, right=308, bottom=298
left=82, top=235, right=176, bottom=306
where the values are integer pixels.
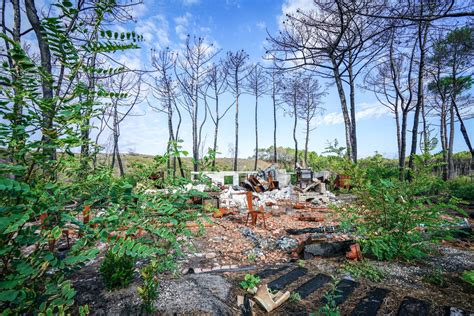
left=83, top=205, right=91, bottom=224
left=297, top=214, right=324, bottom=222
left=245, top=191, right=266, bottom=228
left=335, top=175, right=351, bottom=190
left=346, top=243, right=362, bottom=261
left=213, top=208, right=226, bottom=218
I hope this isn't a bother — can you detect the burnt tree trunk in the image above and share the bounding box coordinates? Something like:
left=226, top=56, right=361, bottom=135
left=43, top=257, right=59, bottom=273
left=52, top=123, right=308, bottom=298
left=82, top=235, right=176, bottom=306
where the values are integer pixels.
left=331, top=56, right=352, bottom=162
left=25, top=0, right=56, bottom=164
left=254, top=95, right=258, bottom=170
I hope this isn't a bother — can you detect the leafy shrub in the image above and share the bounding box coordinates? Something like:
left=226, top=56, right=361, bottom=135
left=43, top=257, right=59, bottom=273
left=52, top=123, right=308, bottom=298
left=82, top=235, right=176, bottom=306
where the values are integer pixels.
left=422, top=269, right=447, bottom=287
left=100, top=251, right=136, bottom=290
left=447, top=177, right=474, bottom=201
left=138, top=260, right=159, bottom=313
left=317, top=278, right=341, bottom=316
left=289, top=292, right=301, bottom=302
left=341, top=260, right=385, bottom=282
left=240, top=274, right=261, bottom=290
left=340, top=178, right=459, bottom=261
left=461, top=270, right=474, bottom=286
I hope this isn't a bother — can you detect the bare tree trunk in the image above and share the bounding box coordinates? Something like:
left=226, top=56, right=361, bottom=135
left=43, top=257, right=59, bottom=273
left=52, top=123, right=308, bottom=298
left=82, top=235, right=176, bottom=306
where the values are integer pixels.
left=25, top=0, right=56, bottom=164
left=408, top=20, right=429, bottom=175
left=394, top=97, right=401, bottom=160
left=272, top=83, right=277, bottom=164
left=331, top=56, right=352, bottom=161
left=453, top=101, right=474, bottom=162
left=167, top=98, right=174, bottom=175
left=304, top=117, right=310, bottom=167
left=399, top=110, right=408, bottom=179
left=292, top=92, right=298, bottom=169
left=254, top=96, right=258, bottom=170
left=447, top=99, right=455, bottom=179
left=421, top=97, right=429, bottom=155
left=192, top=86, right=199, bottom=172
left=174, top=103, right=185, bottom=177
left=440, top=106, right=448, bottom=180
left=348, top=55, right=357, bottom=163
left=211, top=93, right=219, bottom=169
left=233, top=81, right=239, bottom=171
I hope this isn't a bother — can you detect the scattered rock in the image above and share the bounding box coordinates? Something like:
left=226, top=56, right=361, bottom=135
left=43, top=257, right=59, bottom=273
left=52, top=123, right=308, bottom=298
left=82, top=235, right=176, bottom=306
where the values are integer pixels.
left=276, top=236, right=298, bottom=252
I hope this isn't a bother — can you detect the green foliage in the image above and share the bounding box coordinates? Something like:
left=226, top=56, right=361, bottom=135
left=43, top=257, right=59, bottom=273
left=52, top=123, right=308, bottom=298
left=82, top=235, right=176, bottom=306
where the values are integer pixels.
left=461, top=270, right=474, bottom=286
left=0, top=0, right=197, bottom=313
left=317, top=278, right=341, bottom=316
left=247, top=253, right=257, bottom=262
left=99, top=251, right=136, bottom=290
left=447, top=177, right=474, bottom=201
left=340, top=178, right=460, bottom=261
left=289, top=292, right=301, bottom=302
left=341, top=260, right=385, bottom=282
left=422, top=269, right=447, bottom=287
left=137, top=260, right=159, bottom=313
left=239, top=274, right=261, bottom=290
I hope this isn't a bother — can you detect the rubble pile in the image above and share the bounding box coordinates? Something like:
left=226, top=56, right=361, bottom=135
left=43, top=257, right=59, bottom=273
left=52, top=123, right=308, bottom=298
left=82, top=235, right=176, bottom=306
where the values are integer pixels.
left=180, top=166, right=357, bottom=273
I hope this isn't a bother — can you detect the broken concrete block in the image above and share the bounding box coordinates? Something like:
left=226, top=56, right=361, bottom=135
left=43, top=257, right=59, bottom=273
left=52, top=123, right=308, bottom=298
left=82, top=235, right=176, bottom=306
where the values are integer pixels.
left=254, top=284, right=290, bottom=313
left=304, top=240, right=353, bottom=259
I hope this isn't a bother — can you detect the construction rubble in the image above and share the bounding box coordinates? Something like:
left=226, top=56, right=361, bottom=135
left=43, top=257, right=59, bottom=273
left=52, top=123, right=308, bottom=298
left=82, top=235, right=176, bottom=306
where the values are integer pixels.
left=179, top=166, right=357, bottom=275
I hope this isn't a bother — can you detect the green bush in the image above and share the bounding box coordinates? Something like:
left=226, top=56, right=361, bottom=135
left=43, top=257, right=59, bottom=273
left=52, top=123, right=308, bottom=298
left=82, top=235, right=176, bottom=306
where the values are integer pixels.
left=340, top=178, right=459, bottom=261
left=137, top=260, right=159, bottom=313
left=100, top=251, right=136, bottom=290
left=461, top=270, right=474, bottom=286
left=447, top=177, right=474, bottom=201
left=239, top=274, right=261, bottom=290
left=341, top=260, right=385, bottom=282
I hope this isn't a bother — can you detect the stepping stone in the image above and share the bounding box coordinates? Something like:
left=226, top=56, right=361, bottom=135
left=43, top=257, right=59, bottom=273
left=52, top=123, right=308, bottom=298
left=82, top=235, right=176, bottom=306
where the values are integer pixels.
left=294, top=273, right=332, bottom=299
left=322, top=279, right=359, bottom=306
left=268, top=267, right=308, bottom=291
left=397, top=297, right=430, bottom=316
left=351, top=288, right=389, bottom=316
left=257, top=265, right=290, bottom=279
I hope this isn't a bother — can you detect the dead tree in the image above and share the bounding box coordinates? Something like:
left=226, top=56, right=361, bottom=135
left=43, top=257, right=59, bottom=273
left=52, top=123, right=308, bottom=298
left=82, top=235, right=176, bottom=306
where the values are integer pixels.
left=280, top=71, right=304, bottom=169
left=245, top=63, right=268, bottom=170
left=298, top=75, right=326, bottom=167
left=101, top=72, right=141, bottom=176
left=150, top=48, right=185, bottom=177
left=364, top=26, right=418, bottom=178
left=223, top=50, right=250, bottom=171
left=203, top=62, right=232, bottom=170
left=266, top=64, right=284, bottom=164
left=267, top=0, right=385, bottom=163
left=175, top=36, right=218, bottom=172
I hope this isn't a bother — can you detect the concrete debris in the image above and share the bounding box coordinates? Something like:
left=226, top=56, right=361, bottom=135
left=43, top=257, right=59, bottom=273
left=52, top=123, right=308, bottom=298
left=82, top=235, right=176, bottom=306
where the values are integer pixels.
left=275, top=236, right=298, bottom=252
left=254, top=284, right=290, bottom=313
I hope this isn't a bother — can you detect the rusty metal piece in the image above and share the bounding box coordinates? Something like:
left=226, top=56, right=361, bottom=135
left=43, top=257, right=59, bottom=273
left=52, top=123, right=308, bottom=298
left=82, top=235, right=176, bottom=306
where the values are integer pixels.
left=297, top=214, right=324, bottom=222
left=346, top=243, right=363, bottom=261
left=334, top=174, right=351, bottom=190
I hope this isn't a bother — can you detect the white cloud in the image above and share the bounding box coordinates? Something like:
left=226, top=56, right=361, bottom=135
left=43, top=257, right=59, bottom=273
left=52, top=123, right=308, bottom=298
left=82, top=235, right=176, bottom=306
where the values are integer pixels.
left=174, top=12, right=192, bottom=41
left=182, top=0, right=200, bottom=6
left=136, top=15, right=170, bottom=48
left=279, top=0, right=314, bottom=26
left=316, top=102, right=391, bottom=126
left=256, top=21, right=266, bottom=30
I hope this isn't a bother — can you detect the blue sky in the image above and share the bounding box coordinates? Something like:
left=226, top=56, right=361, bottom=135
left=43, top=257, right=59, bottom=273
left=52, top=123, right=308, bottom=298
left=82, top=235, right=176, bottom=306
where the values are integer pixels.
left=109, top=0, right=473, bottom=159
left=18, top=0, right=472, bottom=159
